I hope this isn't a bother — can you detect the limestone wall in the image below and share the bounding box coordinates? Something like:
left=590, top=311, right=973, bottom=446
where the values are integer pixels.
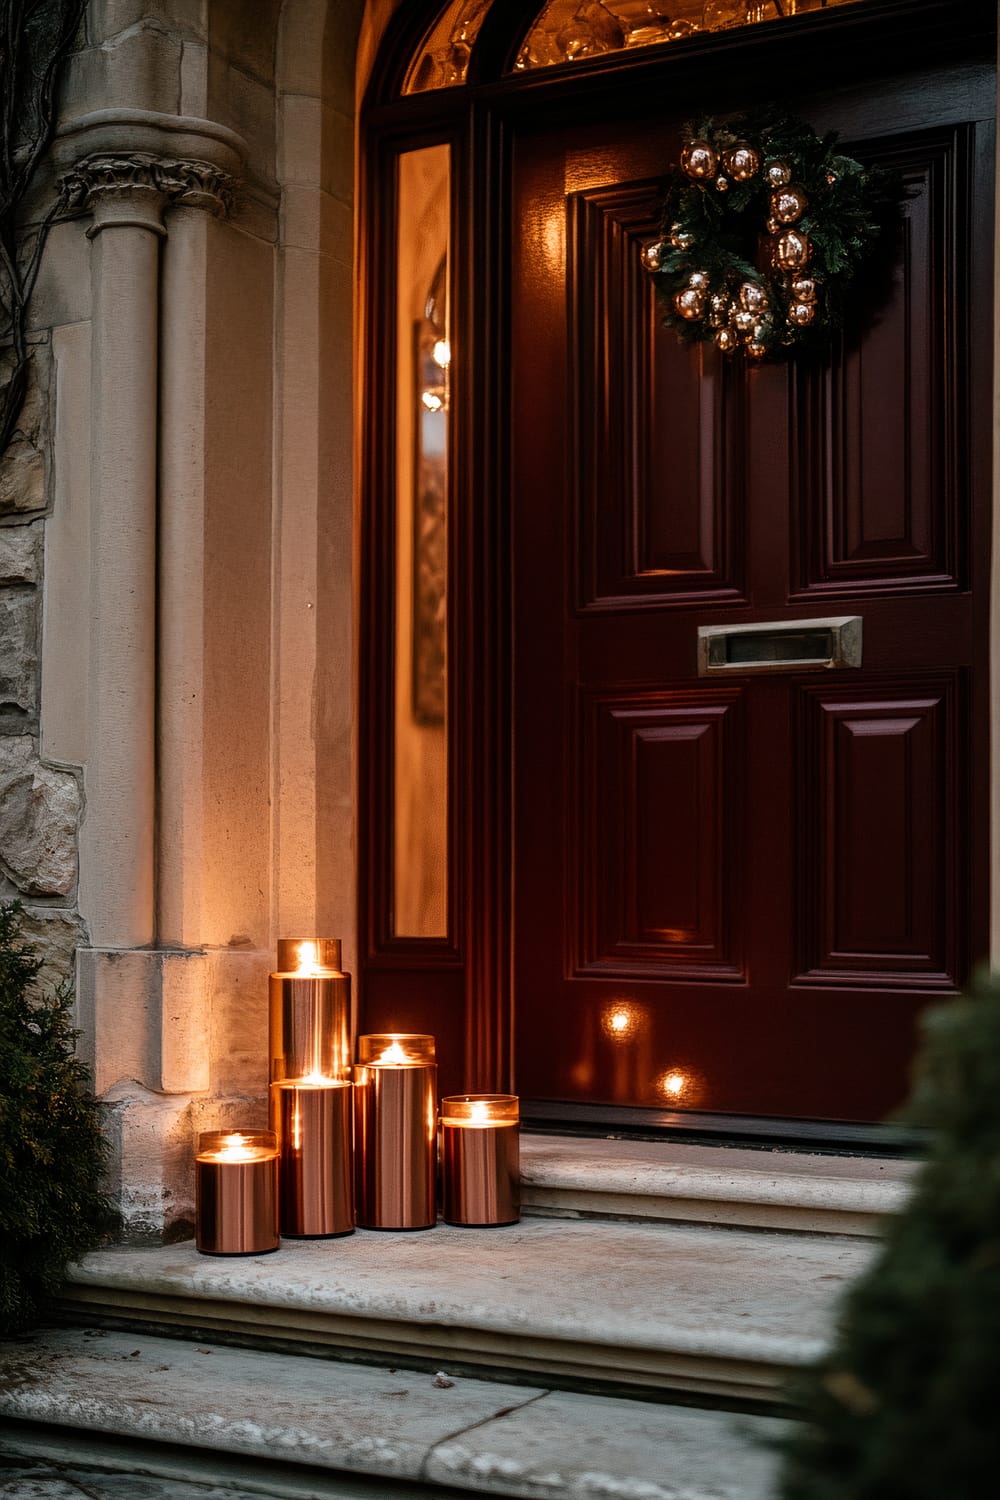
left=0, top=0, right=362, bottom=1240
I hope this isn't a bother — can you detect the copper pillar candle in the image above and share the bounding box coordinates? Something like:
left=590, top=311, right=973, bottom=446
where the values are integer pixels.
left=354, top=1034, right=437, bottom=1229
left=441, top=1095, right=520, bottom=1226
left=270, top=939, right=351, bottom=1083
left=195, top=1130, right=279, bottom=1255
left=271, top=1079, right=354, bottom=1237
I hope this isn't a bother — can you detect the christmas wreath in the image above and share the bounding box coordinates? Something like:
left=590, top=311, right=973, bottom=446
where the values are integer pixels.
left=643, top=112, right=897, bottom=359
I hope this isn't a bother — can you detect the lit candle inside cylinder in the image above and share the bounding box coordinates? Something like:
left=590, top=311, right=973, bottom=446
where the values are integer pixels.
left=270, top=1076, right=354, bottom=1237
left=353, top=1034, right=437, bottom=1229
left=270, top=939, right=351, bottom=1084
left=195, top=1130, right=279, bottom=1255
left=440, top=1095, right=520, bottom=1227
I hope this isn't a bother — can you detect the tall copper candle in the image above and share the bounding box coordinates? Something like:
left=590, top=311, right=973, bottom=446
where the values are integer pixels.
left=441, top=1095, right=520, bottom=1226
left=354, top=1034, right=436, bottom=1229
left=270, top=939, right=351, bottom=1083
left=271, top=1078, right=354, bottom=1237
left=195, top=1130, right=279, bottom=1255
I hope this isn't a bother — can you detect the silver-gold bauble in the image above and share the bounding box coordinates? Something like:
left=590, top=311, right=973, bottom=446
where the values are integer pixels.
left=747, top=339, right=768, bottom=358
left=766, top=216, right=781, bottom=235
left=673, top=287, right=706, bottom=321
left=708, top=292, right=729, bottom=328
left=739, top=280, right=768, bottom=314
left=688, top=270, right=711, bottom=290
left=731, top=309, right=755, bottom=334
left=765, top=159, right=792, bottom=187
left=788, top=300, right=816, bottom=326
left=680, top=140, right=718, bottom=179
left=715, top=174, right=729, bottom=191
left=715, top=327, right=735, bottom=352
left=669, top=223, right=695, bottom=250
left=721, top=142, right=760, bottom=181
left=773, top=229, right=812, bottom=271
left=771, top=185, right=808, bottom=224
left=641, top=240, right=664, bottom=272
left=791, top=277, right=817, bottom=303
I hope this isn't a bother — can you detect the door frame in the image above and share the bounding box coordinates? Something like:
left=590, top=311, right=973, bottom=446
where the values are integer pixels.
left=357, top=0, right=997, bottom=1145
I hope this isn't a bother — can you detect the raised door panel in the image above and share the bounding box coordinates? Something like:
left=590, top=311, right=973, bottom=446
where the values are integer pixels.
left=570, top=184, right=746, bottom=610
left=577, top=686, right=744, bottom=979
left=792, top=128, right=970, bottom=597
left=795, top=677, right=962, bottom=987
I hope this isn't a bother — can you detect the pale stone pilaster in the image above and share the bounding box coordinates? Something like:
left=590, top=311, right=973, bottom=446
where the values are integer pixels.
left=73, top=160, right=166, bottom=951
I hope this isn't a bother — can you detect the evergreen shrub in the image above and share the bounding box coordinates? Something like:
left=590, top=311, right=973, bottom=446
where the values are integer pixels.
left=0, top=900, right=116, bottom=1333
left=779, top=972, right=1000, bottom=1498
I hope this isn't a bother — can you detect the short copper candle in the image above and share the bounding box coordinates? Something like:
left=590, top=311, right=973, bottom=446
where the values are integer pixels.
left=354, top=1034, right=437, bottom=1230
left=195, top=1130, right=279, bottom=1255
left=271, top=1078, right=354, bottom=1237
left=441, top=1094, right=520, bottom=1226
left=270, top=939, right=351, bottom=1084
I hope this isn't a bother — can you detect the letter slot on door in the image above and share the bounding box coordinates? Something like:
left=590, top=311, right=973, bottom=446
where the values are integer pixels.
left=697, top=616, right=862, bottom=675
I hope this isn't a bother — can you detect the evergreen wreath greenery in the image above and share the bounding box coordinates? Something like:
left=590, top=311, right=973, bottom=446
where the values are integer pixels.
left=778, top=972, right=1000, bottom=1498
left=643, top=110, right=897, bottom=360
left=0, top=900, right=117, bottom=1334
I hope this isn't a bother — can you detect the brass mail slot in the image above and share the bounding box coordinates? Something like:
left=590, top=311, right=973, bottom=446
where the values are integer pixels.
left=698, top=616, right=862, bottom=675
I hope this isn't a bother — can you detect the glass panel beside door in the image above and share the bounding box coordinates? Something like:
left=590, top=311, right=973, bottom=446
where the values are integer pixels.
left=393, top=145, right=451, bottom=938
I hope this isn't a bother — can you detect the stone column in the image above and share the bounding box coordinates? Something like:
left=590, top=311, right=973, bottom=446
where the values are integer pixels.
left=69, top=157, right=166, bottom=950
left=59, top=146, right=243, bottom=1239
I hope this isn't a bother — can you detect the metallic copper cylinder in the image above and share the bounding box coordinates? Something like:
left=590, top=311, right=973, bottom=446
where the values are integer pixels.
left=271, top=1080, right=354, bottom=1237
left=195, top=1131, right=279, bottom=1255
left=269, top=970, right=351, bottom=1083
left=354, top=1035, right=437, bottom=1229
left=440, top=1095, right=520, bottom=1227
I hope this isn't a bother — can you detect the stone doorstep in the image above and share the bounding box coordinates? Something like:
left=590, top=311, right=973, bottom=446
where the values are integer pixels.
left=519, top=1134, right=915, bottom=1236
left=59, top=1214, right=876, bottom=1405
left=0, top=1326, right=789, bottom=1500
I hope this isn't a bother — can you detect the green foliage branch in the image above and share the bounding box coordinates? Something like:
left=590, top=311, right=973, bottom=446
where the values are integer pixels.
left=779, top=972, right=1000, bottom=1498
left=647, top=110, right=899, bottom=359
left=0, top=0, right=86, bottom=457
left=0, top=900, right=116, bottom=1334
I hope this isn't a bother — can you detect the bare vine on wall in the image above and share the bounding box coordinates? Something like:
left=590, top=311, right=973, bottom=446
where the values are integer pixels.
left=0, top=0, right=86, bottom=458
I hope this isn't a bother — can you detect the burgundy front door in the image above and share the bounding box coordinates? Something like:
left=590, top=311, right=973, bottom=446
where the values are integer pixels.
left=511, top=59, right=994, bottom=1124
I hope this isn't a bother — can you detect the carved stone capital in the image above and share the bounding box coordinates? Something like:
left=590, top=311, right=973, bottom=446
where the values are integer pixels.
left=61, top=152, right=238, bottom=229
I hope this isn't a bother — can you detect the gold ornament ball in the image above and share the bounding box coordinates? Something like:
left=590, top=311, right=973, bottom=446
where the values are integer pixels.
left=766, top=216, right=781, bottom=235
left=771, top=185, right=808, bottom=224
left=670, top=225, right=694, bottom=249
left=739, top=280, right=768, bottom=314
left=732, top=309, right=755, bottom=334
left=641, top=240, right=664, bottom=272
left=791, top=277, right=817, bottom=303
left=688, top=270, right=711, bottom=290
left=681, top=140, right=718, bottom=180
left=774, top=229, right=812, bottom=271
left=788, top=300, right=816, bottom=326
left=708, top=293, right=730, bottom=328
left=766, top=159, right=792, bottom=187
left=715, top=175, right=729, bottom=192
left=747, top=339, right=768, bottom=359
left=673, top=287, right=706, bottom=321
left=715, top=327, right=735, bottom=352
left=721, top=142, right=760, bottom=181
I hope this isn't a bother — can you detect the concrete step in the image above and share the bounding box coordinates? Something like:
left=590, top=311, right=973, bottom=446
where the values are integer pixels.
left=0, top=1326, right=788, bottom=1500
left=58, top=1213, right=875, bottom=1404
left=519, top=1134, right=914, bottom=1236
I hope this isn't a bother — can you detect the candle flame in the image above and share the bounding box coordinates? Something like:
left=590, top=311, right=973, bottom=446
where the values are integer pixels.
left=295, top=940, right=318, bottom=975
left=216, top=1132, right=257, bottom=1162
left=378, top=1041, right=409, bottom=1063
left=469, top=1100, right=491, bottom=1124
